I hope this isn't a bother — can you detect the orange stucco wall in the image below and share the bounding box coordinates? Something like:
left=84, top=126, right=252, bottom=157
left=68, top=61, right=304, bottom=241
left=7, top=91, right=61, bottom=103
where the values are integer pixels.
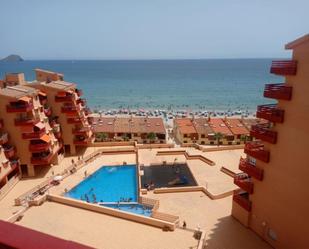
left=248, top=41, right=309, bottom=248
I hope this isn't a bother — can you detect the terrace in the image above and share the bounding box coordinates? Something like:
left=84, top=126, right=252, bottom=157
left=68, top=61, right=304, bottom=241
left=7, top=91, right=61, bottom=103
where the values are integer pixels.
left=233, top=190, right=252, bottom=212
left=22, top=123, right=46, bottom=140
left=270, top=60, right=297, bottom=75
left=31, top=152, right=53, bottom=164
left=14, top=117, right=37, bottom=126
left=0, top=147, right=271, bottom=249
left=244, top=142, right=270, bottom=163
left=6, top=101, right=34, bottom=113
left=250, top=124, right=277, bottom=144
left=256, top=104, right=284, bottom=123
left=3, top=145, right=16, bottom=159
left=239, top=157, right=263, bottom=180
left=234, top=173, right=253, bottom=193
left=55, top=92, right=74, bottom=102
left=264, top=83, right=292, bottom=100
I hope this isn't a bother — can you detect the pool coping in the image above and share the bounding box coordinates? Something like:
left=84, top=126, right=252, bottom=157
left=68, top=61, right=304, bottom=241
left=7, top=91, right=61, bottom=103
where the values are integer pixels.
left=47, top=194, right=177, bottom=231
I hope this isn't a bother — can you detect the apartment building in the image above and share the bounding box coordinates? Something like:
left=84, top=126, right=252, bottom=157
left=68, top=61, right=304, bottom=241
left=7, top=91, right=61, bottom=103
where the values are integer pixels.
left=27, top=69, right=93, bottom=155
left=232, top=34, right=309, bottom=248
left=92, top=117, right=166, bottom=144
left=0, top=76, right=63, bottom=177
left=174, top=117, right=252, bottom=145
left=0, top=118, right=20, bottom=200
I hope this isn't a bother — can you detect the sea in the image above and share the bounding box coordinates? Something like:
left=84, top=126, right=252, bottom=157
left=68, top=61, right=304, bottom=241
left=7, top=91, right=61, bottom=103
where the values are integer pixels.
left=0, top=59, right=283, bottom=112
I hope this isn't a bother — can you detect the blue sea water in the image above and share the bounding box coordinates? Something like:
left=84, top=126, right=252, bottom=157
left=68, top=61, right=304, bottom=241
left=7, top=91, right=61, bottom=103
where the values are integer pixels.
left=0, top=59, right=283, bottom=111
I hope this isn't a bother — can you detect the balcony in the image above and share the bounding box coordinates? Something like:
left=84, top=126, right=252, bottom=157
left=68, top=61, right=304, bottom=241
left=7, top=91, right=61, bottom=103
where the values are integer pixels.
left=22, top=128, right=46, bottom=140
left=7, top=102, right=34, bottom=113
left=74, top=136, right=92, bottom=146
left=29, top=142, right=51, bottom=152
left=234, top=173, right=253, bottom=194
left=244, top=142, right=270, bottom=163
left=55, top=92, right=74, bottom=102
left=10, top=159, right=20, bottom=168
left=250, top=124, right=277, bottom=144
left=239, top=157, right=263, bottom=180
left=76, top=89, right=83, bottom=97
left=3, top=145, right=16, bottom=159
left=31, top=152, right=53, bottom=165
left=84, top=108, right=91, bottom=116
left=14, top=117, right=37, bottom=126
left=72, top=127, right=90, bottom=135
left=44, top=106, right=52, bottom=116
left=233, top=190, right=252, bottom=212
left=67, top=117, right=83, bottom=124
left=61, top=105, right=79, bottom=115
left=76, top=98, right=87, bottom=106
left=270, top=60, right=297, bottom=76
left=87, top=116, right=94, bottom=124
left=256, top=104, right=284, bottom=123
left=0, top=132, right=9, bottom=145
left=264, top=84, right=292, bottom=100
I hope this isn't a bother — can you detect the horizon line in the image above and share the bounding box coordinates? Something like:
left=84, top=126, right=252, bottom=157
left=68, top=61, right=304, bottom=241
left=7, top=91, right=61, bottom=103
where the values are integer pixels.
left=2, top=57, right=290, bottom=61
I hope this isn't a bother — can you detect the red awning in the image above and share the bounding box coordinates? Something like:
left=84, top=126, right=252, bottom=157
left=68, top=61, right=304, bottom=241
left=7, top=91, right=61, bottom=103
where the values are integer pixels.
left=40, top=134, right=51, bottom=143
left=0, top=220, right=93, bottom=249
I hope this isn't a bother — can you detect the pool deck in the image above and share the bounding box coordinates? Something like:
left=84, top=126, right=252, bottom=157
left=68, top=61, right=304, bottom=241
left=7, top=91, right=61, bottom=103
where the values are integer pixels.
left=138, top=148, right=245, bottom=196
left=0, top=146, right=272, bottom=249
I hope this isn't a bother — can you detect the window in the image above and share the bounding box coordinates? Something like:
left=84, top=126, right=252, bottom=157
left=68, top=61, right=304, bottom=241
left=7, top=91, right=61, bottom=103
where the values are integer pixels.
left=201, top=134, right=205, bottom=138
left=184, top=141, right=188, bottom=143
left=184, top=134, right=188, bottom=138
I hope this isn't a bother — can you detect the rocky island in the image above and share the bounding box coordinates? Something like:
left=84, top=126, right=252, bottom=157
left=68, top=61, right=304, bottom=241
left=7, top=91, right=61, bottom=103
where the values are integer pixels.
left=0, top=54, right=24, bottom=62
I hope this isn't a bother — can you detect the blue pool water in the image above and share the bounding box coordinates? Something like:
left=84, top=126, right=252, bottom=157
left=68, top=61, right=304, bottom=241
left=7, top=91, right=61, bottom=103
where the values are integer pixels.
left=65, top=165, right=138, bottom=202
left=65, top=165, right=152, bottom=216
left=102, top=203, right=152, bottom=217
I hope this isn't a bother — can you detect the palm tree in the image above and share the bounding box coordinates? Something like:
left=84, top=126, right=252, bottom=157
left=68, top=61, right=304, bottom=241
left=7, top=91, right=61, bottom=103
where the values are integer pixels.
left=147, top=132, right=157, bottom=143
left=95, top=132, right=107, bottom=142
left=240, top=134, right=248, bottom=144
left=214, top=132, right=223, bottom=146
left=121, top=133, right=129, bottom=141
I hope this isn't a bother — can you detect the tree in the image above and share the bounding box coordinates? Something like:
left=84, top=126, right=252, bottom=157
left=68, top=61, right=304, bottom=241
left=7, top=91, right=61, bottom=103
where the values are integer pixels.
left=147, top=132, right=157, bottom=143
left=214, top=132, right=223, bottom=146
left=95, top=132, right=107, bottom=142
left=240, top=134, right=248, bottom=144
left=122, top=133, right=130, bottom=141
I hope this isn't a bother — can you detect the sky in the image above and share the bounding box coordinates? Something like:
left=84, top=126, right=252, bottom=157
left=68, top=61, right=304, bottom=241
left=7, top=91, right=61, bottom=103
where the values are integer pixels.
left=0, top=0, right=308, bottom=60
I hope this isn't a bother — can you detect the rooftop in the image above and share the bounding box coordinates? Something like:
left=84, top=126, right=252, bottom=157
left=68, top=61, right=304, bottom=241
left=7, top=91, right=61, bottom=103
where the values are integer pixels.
left=208, top=118, right=233, bottom=136
left=225, top=118, right=249, bottom=136
left=92, top=117, right=166, bottom=134
left=35, top=68, right=64, bottom=77
left=0, top=85, right=38, bottom=99
left=174, top=118, right=197, bottom=134
left=40, top=80, right=76, bottom=90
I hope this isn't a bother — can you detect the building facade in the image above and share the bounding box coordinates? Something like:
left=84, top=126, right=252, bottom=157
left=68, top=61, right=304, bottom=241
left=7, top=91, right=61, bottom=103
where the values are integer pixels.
left=92, top=117, right=166, bottom=144
left=174, top=117, right=254, bottom=145
left=28, top=69, right=94, bottom=155
left=232, top=34, right=309, bottom=248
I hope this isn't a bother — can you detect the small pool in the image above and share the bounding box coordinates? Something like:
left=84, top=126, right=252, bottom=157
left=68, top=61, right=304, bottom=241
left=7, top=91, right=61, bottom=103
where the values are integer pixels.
left=102, top=203, right=152, bottom=217
left=65, top=165, right=152, bottom=216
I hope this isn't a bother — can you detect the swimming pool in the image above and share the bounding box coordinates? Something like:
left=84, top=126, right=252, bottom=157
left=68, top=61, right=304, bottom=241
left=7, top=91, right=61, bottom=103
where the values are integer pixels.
left=65, top=165, right=152, bottom=216
left=101, top=203, right=152, bottom=217
left=66, top=165, right=138, bottom=202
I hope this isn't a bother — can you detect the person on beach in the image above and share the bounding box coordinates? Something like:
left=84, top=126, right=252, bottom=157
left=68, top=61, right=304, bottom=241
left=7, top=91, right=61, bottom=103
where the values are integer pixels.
left=183, top=221, right=187, bottom=229
left=84, top=170, right=87, bottom=178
